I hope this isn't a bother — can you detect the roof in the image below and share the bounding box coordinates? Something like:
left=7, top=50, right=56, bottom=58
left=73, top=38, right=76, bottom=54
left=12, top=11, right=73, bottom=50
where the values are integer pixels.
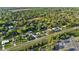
left=1, top=40, right=9, bottom=45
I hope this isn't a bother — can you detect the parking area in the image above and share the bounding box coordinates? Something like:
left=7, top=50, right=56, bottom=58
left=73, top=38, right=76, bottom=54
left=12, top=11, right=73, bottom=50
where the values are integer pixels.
left=53, top=36, right=79, bottom=51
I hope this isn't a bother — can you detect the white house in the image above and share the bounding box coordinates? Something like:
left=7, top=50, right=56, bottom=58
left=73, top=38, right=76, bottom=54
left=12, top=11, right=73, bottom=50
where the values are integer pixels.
left=1, top=40, right=9, bottom=45
left=8, top=26, right=14, bottom=29
left=52, top=27, right=62, bottom=32
left=1, top=40, right=10, bottom=50
left=32, top=34, right=37, bottom=39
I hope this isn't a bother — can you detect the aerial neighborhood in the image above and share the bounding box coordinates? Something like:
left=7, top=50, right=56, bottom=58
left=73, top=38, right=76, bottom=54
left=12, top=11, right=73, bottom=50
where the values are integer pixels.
left=0, top=7, right=79, bottom=51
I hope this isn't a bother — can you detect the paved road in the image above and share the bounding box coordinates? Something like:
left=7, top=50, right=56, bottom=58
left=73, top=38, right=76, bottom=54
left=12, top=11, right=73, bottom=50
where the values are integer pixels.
left=3, top=26, right=79, bottom=51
